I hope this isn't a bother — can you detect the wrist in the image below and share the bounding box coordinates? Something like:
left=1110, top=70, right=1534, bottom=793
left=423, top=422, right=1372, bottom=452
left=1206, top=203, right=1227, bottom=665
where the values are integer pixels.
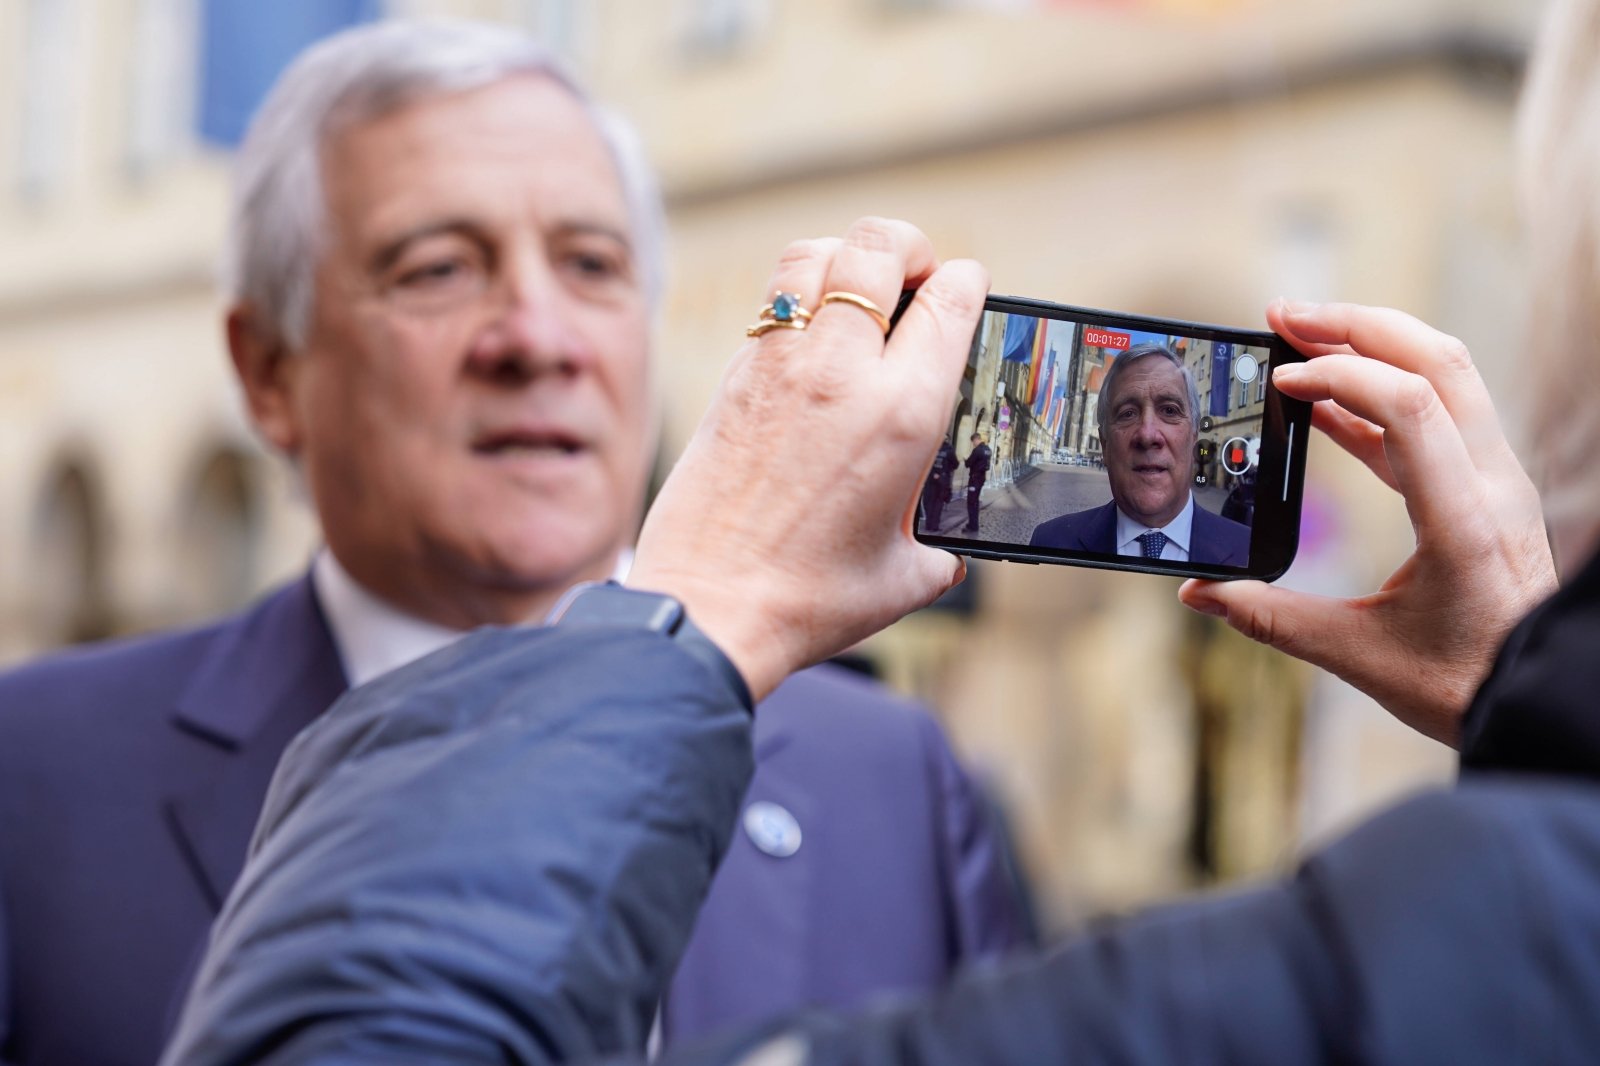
left=622, top=567, right=794, bottom=703
left=548, top=581, right=755, bottom=712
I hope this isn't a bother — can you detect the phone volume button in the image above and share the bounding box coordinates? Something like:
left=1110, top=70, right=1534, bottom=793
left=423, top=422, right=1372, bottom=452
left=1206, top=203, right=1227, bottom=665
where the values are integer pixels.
left=1282, top=422, right=1296, bottom=501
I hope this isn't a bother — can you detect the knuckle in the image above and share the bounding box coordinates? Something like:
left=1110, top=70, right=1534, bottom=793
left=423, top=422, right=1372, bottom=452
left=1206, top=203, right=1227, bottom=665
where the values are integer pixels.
left=722, top=361, right=774, bottom=423
left=1434, top=333, right=1475, bottom=375
left=881, top=410, right=922, bottom=449
left=843, top=216, right=906, bottom=257
left=1234, top=600, right=1284, bottom=649
left=800, top=362, right=853, bottom=408
left=759, top=344, right=849, bottom=405
left=1392, top=371, right=1441, bottom=423
left=917, top=273, right=982, bottom=322
left=884, top=394, right=935, bottom=443
left=774, top=238, right=830, bottom=273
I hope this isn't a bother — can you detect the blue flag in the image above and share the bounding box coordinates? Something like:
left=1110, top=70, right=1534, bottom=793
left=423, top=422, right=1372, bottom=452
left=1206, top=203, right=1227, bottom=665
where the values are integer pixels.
left=199, top=0, right=381, bottom=146
left=1002, top=315, right=1038, bottom=363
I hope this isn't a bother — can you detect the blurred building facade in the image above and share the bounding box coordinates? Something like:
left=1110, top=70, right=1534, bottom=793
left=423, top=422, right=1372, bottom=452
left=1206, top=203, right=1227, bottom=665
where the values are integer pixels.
left=0, top=0, right=1544, bottom=928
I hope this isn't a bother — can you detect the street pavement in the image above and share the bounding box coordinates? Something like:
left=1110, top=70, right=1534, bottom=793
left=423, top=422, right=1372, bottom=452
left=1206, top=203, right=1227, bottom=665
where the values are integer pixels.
left=924, top=463, right=1231, bottom=546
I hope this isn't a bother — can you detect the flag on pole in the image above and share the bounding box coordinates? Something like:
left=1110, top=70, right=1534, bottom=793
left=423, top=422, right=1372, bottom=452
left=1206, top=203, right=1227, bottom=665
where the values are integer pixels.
left=1002, top=314, right=1038, bottom=363
left=1210, top=341, right=1233, bottom=417
left=1033, top=343, right=1056, bottom=417
left=1025, top=318, right=1051, bottom=405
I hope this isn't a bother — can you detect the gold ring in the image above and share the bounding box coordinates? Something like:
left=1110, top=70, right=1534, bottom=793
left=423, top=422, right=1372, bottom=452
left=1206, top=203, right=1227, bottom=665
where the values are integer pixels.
left=820, top=291, right=890, bottom=336
left=746, top=291, right=813, bottom=338
left=758, top=303, right=813, bottom=324
left=746, top=318, right=808, bottom=338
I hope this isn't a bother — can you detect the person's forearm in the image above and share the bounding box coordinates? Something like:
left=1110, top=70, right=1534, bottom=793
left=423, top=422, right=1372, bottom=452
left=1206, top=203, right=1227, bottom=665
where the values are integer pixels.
left=161, top=627, right=754, bottom=1066
left=660, top=784, right=1569, bottom=1066
left=660, top=885, right=1331, bottom=1066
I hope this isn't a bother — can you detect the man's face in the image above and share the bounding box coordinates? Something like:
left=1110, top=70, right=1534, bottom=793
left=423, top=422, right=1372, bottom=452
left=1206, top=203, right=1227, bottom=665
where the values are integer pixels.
left=267, top=76, right=652, bottom=626
left=1102, top=356, right=1195, bottom=528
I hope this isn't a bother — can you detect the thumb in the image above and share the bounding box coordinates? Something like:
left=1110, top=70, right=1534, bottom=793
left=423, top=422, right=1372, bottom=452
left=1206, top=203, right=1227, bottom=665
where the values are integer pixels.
left=910, top=546, right=966, bottom=611
left=1178, top=578, right=1363, bottom=675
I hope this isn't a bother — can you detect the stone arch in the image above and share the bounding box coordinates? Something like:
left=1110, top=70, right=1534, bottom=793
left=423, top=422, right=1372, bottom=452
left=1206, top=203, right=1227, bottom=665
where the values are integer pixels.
left=171, top=443, right=263, bottom=621
left=949, top=397, right=972, bottom=445
left=29, top=454, right=114, bottom=646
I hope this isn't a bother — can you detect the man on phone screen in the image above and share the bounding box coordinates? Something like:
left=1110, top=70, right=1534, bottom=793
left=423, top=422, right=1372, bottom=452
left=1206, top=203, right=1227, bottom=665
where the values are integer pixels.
left=1028, top=344, right=1248, bottom=564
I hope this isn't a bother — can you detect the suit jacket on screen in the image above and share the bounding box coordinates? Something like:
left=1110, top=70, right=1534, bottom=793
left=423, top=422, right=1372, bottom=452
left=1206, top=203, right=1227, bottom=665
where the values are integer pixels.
left=0, top=576, right=1026, bottom=1066
left=1028, top=500, right=1251, bottom=567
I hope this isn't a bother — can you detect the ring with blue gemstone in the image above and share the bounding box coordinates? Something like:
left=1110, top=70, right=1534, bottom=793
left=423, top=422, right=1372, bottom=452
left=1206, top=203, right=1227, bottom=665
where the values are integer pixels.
left=746, top=290, right=814, bottom=337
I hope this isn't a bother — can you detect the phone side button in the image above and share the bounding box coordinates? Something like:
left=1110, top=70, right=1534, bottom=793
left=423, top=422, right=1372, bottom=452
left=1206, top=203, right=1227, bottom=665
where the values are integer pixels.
left=1281, top=422, right=1296, bottom=502
left=950, top=547, right=1038, bottom=564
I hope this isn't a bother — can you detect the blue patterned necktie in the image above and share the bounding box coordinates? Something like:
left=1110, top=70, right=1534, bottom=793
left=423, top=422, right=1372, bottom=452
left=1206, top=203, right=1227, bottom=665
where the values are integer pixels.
left=1138, top=531, right=1168, bottom=559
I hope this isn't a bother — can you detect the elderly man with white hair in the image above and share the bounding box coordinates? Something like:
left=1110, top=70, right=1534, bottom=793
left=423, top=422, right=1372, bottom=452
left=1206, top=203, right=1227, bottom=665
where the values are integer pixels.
left=1028, top=343, right=1250, bottom=564
left=0, top=20, right=1026, bottom=1066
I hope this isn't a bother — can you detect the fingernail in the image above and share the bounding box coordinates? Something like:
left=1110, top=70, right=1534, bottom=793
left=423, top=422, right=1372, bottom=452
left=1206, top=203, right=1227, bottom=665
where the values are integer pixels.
left=1272, top=363, right=1305, bottom=380
left=1186, top=596, right=1226, bottom=618
left=1282, top=299, right=1319, bottom=316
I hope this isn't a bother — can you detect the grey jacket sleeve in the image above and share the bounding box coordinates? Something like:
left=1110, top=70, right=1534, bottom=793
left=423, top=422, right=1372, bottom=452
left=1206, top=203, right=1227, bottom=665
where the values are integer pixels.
left=161, top=626, right=755, bottom=1066
left=663, top=780, right=1600, bottom=1066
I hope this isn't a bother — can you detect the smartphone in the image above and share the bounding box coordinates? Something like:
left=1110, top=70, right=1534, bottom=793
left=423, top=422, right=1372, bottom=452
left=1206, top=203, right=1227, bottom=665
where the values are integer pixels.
left=907, top=294, right=1310, bottom=581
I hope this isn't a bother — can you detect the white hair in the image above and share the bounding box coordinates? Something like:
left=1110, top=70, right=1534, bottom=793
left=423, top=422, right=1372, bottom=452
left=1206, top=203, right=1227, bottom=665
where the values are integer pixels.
left=1095, top=343, right=1202, bottom=438
left=1517, top=0, right=1600, bottom=570
left=225, top=18, right=666, bottom=348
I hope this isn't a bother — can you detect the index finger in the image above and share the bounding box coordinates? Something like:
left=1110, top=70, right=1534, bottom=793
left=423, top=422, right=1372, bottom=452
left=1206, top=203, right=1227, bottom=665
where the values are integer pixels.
left=1270, top=301, right=1516, bottom=475
left=1273, top=354, right=1484, bottom=542
left=883, top=259, right=989, bottom=423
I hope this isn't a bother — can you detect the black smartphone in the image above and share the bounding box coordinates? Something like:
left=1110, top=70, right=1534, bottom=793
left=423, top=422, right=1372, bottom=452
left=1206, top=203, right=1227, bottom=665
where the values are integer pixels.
left=905, top=293, right=1310, bottom=581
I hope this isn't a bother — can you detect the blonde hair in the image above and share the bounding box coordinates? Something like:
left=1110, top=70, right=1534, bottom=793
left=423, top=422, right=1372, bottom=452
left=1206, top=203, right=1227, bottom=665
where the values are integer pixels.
left=1517, top=0, right=1600, bottom=569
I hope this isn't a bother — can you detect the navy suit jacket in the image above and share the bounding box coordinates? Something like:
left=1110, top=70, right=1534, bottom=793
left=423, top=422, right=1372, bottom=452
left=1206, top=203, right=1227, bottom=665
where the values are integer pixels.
left=1028, top=501, right=1250, bottom=567
left=0, top=577, right=1025, bottom=1065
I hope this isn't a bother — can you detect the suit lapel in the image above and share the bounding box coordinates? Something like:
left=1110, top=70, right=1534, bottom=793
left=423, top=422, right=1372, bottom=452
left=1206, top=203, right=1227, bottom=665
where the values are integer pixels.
left=1192, top=506, right=1218, bottom=565
left=165, top=576, right=347, bottom=909
left=1090, top=501, right=1119, bottom=554
left=662, top=691, right=817, bottom=1037
left=1191, top=506, right=1246, bottom=566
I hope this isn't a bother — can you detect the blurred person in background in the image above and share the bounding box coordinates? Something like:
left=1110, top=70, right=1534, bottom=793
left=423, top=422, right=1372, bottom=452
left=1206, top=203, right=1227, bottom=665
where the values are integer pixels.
left=1028, top=344, right=1248, bottom=565
left=0, top=20, right=1026, bottom=1066
left=163, top=0, right=1600, bottom=1061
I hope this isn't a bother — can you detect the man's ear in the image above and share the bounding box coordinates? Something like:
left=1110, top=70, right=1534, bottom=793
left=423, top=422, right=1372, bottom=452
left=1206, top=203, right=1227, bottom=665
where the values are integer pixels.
left=227, top=305, right=302, bottom=455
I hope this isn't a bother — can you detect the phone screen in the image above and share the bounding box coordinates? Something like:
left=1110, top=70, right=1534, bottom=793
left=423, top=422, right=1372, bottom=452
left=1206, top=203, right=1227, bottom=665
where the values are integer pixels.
left=914, top=296, right=1307, bottom=580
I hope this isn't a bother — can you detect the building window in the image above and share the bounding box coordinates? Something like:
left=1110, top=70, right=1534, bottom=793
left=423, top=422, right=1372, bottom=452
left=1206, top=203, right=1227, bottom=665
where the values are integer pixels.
left=17, top=0, right=82, bottom=200
left=126, top=0, right=200, bottom=181
left=681, top=0, right=769, bottom=58
left=1255, top=376, right=1266, bottom=404
left=513, top=0, right=585, bottom=58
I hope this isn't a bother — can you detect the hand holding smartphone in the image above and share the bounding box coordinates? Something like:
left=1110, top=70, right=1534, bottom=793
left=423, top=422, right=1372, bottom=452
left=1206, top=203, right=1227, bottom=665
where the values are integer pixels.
left=905, top=294, right=1312, bottom=581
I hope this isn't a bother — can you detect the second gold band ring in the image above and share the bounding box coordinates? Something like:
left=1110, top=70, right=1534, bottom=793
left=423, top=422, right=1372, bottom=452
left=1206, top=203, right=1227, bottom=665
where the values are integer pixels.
left=820, top=291, right=891, bottom=336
